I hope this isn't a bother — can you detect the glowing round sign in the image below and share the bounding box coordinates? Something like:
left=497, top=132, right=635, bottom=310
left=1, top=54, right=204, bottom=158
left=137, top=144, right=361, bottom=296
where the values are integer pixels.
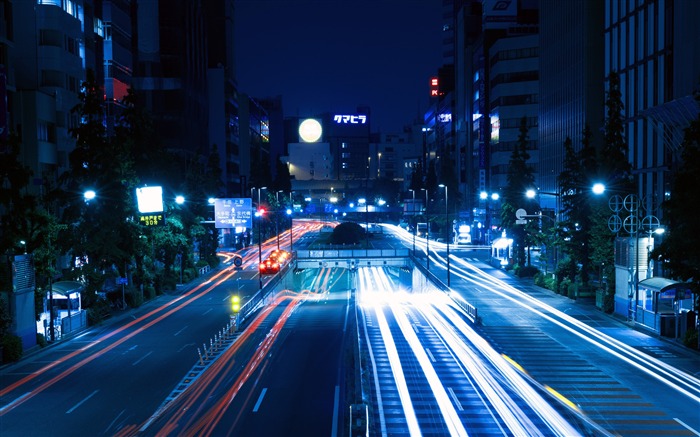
left=299, top=119, right=322, bottom=142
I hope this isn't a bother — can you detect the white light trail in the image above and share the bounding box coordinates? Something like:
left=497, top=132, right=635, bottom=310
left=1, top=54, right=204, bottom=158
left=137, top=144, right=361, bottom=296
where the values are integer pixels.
left=359, top=268, right=422, bottom=436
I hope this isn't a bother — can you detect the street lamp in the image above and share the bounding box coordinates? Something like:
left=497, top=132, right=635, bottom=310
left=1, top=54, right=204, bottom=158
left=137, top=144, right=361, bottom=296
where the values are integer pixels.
left=439, top=184, right=450, bottom=287
left=358, top=198, right=368, bottom=247
left=254, top=187, right=267, bottom=289
left=275, top=190, right=285, bottom=250
left=409, top=189, right=416, bottom=254
left=421, top=188, right=429, bottom=269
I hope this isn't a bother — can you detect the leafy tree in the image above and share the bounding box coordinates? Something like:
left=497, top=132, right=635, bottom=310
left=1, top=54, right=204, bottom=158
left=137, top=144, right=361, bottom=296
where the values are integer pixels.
left=330, top=222, right=365, bottom=245
left=58, top=69, right=140, bottom=303
left=653, top=90, right=700, bottom=304
left=501, top=117, right=537, bottom=266
left=600, top=71, right=634, bottom=193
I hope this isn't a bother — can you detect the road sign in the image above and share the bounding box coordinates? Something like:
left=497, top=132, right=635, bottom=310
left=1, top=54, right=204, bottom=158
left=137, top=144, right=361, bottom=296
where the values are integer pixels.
left=117, top=277, right=128, bottom=285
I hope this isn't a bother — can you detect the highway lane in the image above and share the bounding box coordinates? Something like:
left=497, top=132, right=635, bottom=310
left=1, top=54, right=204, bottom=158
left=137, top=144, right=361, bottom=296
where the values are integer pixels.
left=141, top=267, right=353, bottom=436
left=0, top=265, right=244, bottom=436
left=0, top=224, right=321, bottom=437
left=382, top=223, right=700, bottom=437
left=358, top=266, right=605, bottom=436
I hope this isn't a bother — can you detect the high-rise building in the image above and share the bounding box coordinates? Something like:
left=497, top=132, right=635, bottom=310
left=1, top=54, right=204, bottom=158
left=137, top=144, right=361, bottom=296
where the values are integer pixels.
left=538, top=0, right=604, bottom=211
left=132, top=0, right=209, bottom=162
left=11, top=0, right=88, bottom=193
left=605, top=0, right=700, bottom=215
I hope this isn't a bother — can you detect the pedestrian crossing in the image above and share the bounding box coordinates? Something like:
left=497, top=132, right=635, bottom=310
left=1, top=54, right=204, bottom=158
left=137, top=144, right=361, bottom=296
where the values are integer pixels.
left=477, top=325, right=695, bottom=437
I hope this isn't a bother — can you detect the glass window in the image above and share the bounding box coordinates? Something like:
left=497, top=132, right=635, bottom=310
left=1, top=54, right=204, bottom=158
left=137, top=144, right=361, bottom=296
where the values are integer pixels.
left=658, top=54, right=664, bottom=103
left=647, top=5, right=654, bottom=56
left=638, top=9, right=644, bottom=61
left=620, top=22, right=626, bottom=68
left=629, top=16, right=635, bottom=65
left=658, top=0, right=664, bottom=50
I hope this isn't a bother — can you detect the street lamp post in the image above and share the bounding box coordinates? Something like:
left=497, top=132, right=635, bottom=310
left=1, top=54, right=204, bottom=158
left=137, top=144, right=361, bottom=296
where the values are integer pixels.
left=358, top=198, right=369, bottom=248
left=525, top=188, right=560, bottom=271
left=276, top=190, right=284, bottom=250
left=421, top=188, right=429, bottom=269
left=255, top=187, right=267, bottom=289
left=440, top=184, right=450, bottom=287
left=409, top=189, right=416, bottom=254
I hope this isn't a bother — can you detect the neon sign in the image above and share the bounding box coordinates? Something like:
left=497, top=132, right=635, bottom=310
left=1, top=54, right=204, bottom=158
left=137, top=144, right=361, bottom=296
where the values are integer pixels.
left=333, top=115, right=367, bottom=124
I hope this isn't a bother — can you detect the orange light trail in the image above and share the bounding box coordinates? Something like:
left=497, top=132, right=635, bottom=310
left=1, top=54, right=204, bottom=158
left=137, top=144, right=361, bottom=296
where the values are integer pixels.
left=0, top=265, right=241, bottom=413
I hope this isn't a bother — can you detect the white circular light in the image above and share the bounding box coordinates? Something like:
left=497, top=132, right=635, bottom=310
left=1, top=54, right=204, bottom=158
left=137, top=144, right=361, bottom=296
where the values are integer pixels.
left=299, top=119, right=322, bottom=142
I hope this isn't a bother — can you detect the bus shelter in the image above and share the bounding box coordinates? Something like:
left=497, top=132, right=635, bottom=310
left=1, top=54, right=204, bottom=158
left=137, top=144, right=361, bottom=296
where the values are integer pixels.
left=636, top=277, right=695, bottom=338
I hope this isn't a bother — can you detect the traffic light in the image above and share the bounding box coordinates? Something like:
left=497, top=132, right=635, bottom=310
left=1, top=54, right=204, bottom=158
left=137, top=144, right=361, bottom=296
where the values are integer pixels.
left=258, top=208, right=266, bottom=216
left=231, top=295, right=240, bottom=313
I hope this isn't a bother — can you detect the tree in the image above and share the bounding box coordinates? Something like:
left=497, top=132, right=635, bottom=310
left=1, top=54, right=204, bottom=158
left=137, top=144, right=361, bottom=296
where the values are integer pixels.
left=653, top=90, right=700, bottom=304
left=501, top=117, right=537, bottom=266
left=600, top=71, right=634, bottom=193
left=58, top=69, right=140, bottom=303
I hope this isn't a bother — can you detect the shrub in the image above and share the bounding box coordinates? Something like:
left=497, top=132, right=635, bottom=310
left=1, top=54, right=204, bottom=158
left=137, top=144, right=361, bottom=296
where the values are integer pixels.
left=144, top=285, right=156, bottom=301
left=517, top=265, right=540, bottom=278
left=683, top=328, right=698, bottom=350
left=331, top=222, right=365, bottom=245
left=558, top=278, right=571, bottom=296
left=36, top=333, right=48, bottom=348
left=87, top=299, right=111, bottom=326
left=125, top=288, right=144, bottom=308
left=1, top=334, right=23, bottom=363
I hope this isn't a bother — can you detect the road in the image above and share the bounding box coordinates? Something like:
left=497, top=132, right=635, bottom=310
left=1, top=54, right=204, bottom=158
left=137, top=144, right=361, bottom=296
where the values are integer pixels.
left=384, top=223, right=700, bottom=437
left=143, top=267, right=353, bottom=436
left=1, top=220, right=698, bottom=437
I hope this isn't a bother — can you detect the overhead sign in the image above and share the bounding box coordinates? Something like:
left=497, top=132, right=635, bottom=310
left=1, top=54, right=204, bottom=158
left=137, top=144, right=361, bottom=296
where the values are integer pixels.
left=139, top=213, right=164, bottom=226
left=214, top=198, right=252, bottom=229
left=333, top=115, right=367, bottom=124
left=136, top=186, right=164, bottom=213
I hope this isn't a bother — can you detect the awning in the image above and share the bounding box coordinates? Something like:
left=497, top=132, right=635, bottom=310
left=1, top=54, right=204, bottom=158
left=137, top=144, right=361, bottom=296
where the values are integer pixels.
left=638, top=277, right=693, bottom=300
left=491, top=238, right=512, bottom=249
left=50, top=281, right=84, bottom=297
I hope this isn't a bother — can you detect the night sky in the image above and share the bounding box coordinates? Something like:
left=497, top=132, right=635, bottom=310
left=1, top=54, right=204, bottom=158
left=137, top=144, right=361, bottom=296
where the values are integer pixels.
left=234, top=0, right=444, bottom=133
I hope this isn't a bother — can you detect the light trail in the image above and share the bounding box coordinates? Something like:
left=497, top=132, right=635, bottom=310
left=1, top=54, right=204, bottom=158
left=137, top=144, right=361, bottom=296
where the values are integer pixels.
left=359, top=268, right=422, bottom=436
left=446, top=255, right=700, bottom=403
left=359, top=266, right=600, bottom=436
left=0, top=265, right=242, bottom=414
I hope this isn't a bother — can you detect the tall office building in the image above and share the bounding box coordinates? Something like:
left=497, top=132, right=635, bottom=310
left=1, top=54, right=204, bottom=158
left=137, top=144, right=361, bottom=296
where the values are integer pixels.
left=538, top=0, right=604, bottom=212
left=132, top=0, right=209, bottom=162
left=11, top=0, right=87, bottom=192
left=605, top=0, right=700, bottom=216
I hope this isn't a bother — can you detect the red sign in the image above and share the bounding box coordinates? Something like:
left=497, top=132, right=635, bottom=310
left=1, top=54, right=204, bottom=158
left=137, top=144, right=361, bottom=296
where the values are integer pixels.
left=430, top=77, right=439, bottom=97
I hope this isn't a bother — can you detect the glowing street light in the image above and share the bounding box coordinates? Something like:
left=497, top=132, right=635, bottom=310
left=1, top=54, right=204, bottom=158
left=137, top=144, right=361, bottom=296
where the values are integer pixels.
left=439, top=184, right=450, bottom=287
left=175, top=195, right=185, bottom=205
left=84, top=190, right=96, bottom=201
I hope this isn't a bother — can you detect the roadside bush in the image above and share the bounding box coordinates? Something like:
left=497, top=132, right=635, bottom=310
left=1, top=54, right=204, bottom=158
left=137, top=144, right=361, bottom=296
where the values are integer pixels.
left=331, top=222, right=365, bottom=245
left=125, top=288, right=144, bottom=308
left=87, top=299, right=111, bottom=326
left=558, top=278, right=572, bottom=296
left=1, top=334, right=23, bottom=363
left=184, top=267, right=197, bottom=282
left=516, top=265, right=540, bottom=278
left=36, top=333, right=47, bottom=348
left=144, top=285, right=156, bottom=301
left=534, top=272, right=557, bottom=291
left=683, top=328, right=698, bottom=350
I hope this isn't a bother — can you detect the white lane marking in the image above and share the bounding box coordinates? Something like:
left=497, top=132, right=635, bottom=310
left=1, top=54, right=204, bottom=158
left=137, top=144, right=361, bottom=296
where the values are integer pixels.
left=331, top=385, right=340, bottom=437
left=173, top=325, right=189, bottom=336
left=426, top=348, right=436, bottom=363
left=132, top=351, right=153, bottom=366
left=202, top=308, right=212, bottom=316
left=66, top=390, right=99, bottom=414
left=674, top=418, right=700, bottom=436
left=447, top=387, right=463, bottom=411
left=252, top=388, right=268, bottom=413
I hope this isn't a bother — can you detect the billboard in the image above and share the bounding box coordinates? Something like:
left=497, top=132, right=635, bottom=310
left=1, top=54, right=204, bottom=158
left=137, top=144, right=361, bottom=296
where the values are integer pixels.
left=214, top=198, right=252, bottom=229
left=136, top=186, right=164, bottom=213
